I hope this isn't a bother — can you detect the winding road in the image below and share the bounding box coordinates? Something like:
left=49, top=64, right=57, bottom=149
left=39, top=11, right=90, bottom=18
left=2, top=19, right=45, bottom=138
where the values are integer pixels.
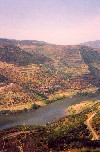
left=86, top=112, right=99, bottom=140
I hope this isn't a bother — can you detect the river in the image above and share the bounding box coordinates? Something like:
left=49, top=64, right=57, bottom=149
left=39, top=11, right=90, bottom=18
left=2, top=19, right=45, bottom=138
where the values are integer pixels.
left=0, top=95, right=96, bottom=130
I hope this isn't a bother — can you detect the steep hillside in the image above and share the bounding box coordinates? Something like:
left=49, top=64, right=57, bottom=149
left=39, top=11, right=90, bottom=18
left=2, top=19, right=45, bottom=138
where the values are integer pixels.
left=0, top=44, right=51, bottom=66
left=80, top=46, right=100, bottom=81
left=0, top=38, right=100, bottom=111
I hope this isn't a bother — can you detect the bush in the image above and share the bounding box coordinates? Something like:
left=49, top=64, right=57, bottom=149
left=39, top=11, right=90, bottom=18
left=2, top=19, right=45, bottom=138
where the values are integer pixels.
left=30, top=103, right=40, bottom=109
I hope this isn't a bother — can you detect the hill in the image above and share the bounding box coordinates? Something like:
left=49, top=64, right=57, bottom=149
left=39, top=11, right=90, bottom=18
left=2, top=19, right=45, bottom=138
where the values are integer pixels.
left=81, top=40, right=100, bottom=49
left=0, top=38, right=100, bottom=112
left=0, top=38, right=100, bottom=151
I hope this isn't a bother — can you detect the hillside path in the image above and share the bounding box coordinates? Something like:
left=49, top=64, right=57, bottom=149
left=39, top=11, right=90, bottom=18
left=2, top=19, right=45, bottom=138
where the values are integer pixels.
left=3, top=130, right=34, bottom=139
left=86, top=112, right=99, bottom=140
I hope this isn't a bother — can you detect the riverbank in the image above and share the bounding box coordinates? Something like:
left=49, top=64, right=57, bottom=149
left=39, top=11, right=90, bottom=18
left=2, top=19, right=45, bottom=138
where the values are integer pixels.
left=0, top=89, right=99, bottom=116
left=0, top=89, right=76, bottom=115
left=0, top=110, right=100, bottom=152
left=0, top=91, right=100, bottom=130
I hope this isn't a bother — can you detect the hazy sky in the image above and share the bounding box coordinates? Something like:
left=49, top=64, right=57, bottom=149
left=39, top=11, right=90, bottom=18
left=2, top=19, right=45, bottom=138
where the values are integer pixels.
left=0, top=0, right=100, bottom=45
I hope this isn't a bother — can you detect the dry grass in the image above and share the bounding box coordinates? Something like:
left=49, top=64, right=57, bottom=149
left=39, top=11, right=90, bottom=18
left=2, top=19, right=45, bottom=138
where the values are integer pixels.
left=68, top=99, right=100, bottom=115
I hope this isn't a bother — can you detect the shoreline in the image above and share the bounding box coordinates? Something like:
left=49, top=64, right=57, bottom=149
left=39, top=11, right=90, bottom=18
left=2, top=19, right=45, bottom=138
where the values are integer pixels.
left=0, top=90, right=99, bottom=116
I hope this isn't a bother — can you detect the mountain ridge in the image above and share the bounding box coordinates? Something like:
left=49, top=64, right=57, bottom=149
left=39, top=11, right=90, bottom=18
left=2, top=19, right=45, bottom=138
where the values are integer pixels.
left=81, top=40, right=100, bottom=49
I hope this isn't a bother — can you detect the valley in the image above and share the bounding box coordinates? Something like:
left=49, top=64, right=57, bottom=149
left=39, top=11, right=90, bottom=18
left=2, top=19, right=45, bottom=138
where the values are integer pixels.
left=0, top=38, right=100, bottom=151
left=0, top=39, right=100, bottom=113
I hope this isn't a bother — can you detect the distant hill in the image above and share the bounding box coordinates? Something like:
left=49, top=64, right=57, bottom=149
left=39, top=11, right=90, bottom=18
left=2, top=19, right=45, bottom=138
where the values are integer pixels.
left=0, top=38, right=47, bottom=47
left=81, top=40, right=100, bottom=49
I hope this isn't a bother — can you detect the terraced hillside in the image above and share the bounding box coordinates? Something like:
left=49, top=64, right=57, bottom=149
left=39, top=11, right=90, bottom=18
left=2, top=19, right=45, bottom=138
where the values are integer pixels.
left=0, top=38, right=100, bottom=112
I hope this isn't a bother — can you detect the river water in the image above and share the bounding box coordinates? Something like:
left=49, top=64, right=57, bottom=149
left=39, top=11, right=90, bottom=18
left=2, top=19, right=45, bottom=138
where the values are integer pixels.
left=0, top=96, right=86, bottom=130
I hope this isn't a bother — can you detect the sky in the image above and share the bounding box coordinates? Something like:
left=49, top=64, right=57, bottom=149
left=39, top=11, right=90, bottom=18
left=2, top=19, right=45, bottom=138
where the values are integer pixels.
left=0, top=0, right=100, bottom=45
